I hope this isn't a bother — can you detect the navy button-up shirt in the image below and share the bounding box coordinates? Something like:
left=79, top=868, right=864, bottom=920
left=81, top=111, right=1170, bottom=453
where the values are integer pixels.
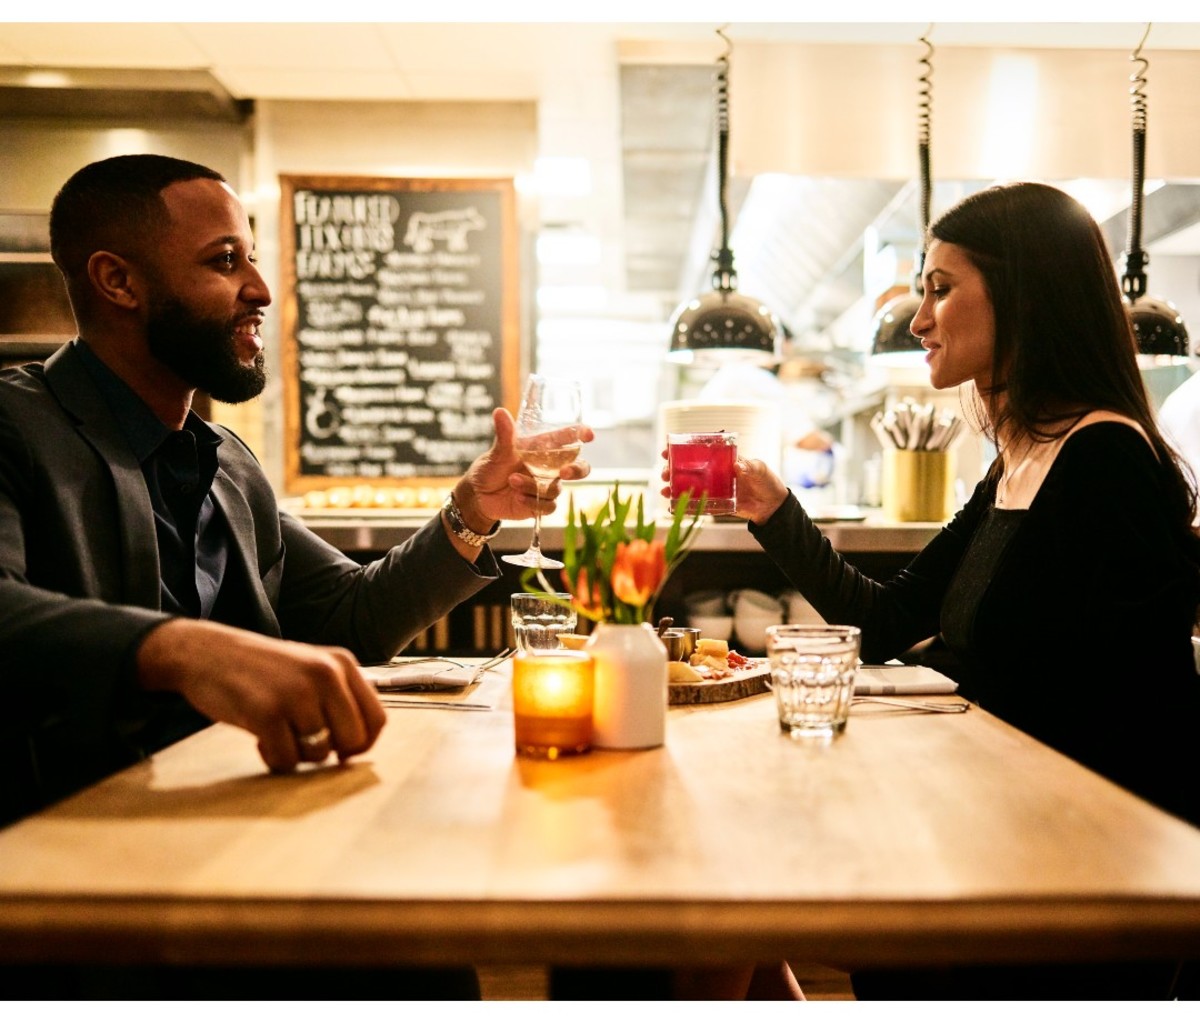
left=76, top=340, right=229, bottom=618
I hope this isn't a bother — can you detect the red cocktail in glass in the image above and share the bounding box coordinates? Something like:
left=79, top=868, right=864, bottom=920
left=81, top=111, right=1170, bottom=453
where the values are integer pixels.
left=668, top=431, right=737, bottom=515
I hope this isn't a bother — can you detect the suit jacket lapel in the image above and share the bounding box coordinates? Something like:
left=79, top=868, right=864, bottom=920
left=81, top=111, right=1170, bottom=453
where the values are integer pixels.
left=211, top=469, right=279, bottom=636
left=43, top=343, right=161, bottom=608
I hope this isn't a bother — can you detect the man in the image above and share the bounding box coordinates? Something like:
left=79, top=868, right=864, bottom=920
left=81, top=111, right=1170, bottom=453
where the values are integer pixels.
left=0, top=154, right=593, bottom=826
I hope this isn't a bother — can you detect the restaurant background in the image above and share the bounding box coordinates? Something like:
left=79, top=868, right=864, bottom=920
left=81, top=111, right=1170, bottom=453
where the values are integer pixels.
left=3, top=22, right=1200, bottom=1004
left=2, top=19, right=1199, bottom=512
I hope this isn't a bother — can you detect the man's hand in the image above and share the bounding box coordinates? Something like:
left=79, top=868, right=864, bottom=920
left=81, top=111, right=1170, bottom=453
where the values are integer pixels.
left=453, top=406, right=595, bottom=531
left=137, top=619, right=387, bottom=773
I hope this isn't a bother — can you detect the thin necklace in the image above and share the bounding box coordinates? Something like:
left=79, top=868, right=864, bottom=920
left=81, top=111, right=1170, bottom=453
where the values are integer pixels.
left=994, top=440, right=1018, bottom=508
left=994, top=435, right=1030, bottom=508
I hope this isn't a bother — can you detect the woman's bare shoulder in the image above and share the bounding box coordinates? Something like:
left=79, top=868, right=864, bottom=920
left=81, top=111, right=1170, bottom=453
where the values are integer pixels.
left=1066, top=410, right=1152, bottom=449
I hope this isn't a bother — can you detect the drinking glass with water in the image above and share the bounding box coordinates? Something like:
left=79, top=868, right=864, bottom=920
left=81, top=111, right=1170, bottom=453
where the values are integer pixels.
left=510, top=593, right=577, bottom=652
left=765, top=624, right=861, bottom=739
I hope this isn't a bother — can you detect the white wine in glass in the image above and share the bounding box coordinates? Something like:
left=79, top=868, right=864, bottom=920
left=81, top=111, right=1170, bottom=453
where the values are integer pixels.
left=502, top=374, right=583, bottom=570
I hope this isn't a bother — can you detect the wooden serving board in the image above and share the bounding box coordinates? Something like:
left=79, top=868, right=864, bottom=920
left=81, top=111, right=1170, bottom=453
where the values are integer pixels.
left=668, top=662, right=771, bottom=705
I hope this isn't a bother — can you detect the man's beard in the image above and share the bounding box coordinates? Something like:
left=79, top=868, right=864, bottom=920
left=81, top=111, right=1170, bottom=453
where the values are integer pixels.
left=145, top=297, right=267, bottom=404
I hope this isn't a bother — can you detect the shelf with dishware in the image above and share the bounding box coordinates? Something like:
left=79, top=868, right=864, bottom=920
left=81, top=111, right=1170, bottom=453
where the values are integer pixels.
left=347, top=527, right=932, bottom=660
left=306, top=466, right=945, bottom=659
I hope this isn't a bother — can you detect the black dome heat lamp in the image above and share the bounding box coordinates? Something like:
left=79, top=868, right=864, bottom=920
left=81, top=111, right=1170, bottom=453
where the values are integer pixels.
left=667, top=25, right=782, bottom=366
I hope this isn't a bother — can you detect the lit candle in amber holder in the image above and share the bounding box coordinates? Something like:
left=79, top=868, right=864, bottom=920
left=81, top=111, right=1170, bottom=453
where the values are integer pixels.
left=512, top=650, right=594, bottom=759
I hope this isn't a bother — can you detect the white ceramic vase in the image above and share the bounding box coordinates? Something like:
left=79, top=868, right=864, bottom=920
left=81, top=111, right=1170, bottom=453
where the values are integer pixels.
left=586, top=622, right=668, bottom=749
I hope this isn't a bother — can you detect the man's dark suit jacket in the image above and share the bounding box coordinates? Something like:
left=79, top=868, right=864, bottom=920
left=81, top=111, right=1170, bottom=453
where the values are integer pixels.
left=0, top=340, right=497, bottom=822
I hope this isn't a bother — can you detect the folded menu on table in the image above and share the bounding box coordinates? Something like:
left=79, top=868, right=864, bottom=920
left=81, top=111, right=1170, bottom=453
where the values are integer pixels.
left=854, top=665, right=959, bottom=696
left=363, top=656, right=517, bottom=693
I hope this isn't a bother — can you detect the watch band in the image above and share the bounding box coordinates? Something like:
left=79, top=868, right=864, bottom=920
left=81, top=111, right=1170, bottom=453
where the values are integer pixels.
left=442, top=493, right=500, bottom=547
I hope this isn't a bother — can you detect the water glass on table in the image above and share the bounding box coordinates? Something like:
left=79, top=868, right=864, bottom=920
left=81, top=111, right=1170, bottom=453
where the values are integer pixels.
left=511, top=593, right=577, bottom=652
left=765, top=624, right=861, bottom=740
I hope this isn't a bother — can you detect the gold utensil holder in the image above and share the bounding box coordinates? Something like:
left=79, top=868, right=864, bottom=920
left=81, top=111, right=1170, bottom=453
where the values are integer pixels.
left=882, top=450, right=955, bottom=522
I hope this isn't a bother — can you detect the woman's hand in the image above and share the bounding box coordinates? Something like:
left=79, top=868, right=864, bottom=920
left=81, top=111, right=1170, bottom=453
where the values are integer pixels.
left=733, top=458, right=790, bottom=526
left=657, top=447, right=788, bottom=526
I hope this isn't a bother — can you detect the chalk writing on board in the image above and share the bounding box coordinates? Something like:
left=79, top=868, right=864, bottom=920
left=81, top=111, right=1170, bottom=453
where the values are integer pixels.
left=403, top=207, right=486, bottom=253
left=281, top=176, right=517, bottom=488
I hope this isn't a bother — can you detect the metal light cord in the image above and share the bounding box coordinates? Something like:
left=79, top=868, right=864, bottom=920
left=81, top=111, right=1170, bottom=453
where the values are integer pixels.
left=712, top=25, right=737, bottom=291
left=1119, top=23, right=1189, bottom=359
left=869, top=24, right=935, bottom=358
left=1122, top=22, right=1151, bottom=300
left=917, top=25, right=934, bottom=254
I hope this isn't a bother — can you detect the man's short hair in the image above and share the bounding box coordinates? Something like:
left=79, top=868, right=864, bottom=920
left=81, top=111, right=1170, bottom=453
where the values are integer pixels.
left=49, top=154, right=226, bottom=281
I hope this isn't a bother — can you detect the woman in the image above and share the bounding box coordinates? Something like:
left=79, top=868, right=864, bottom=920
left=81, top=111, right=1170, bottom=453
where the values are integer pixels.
left=729, top=182, right=1200, bottom=998
left=737, top=182, right=1199, bottom=822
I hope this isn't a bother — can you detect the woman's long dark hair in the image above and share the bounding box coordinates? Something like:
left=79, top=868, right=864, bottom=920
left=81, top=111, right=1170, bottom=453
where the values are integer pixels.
left=929, top=182, right=1200, bottom=563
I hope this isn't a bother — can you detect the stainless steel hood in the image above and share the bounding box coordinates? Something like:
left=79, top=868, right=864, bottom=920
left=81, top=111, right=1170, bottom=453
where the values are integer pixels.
left=0, top=66, right=250, bottom=122
left=619, top=58, right=1200, bottom=344
left=619, top=62, right=918, bottom=337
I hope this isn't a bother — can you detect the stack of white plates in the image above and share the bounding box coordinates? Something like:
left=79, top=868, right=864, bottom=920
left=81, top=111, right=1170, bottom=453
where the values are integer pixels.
left=657, top=401, right=782, bottom=474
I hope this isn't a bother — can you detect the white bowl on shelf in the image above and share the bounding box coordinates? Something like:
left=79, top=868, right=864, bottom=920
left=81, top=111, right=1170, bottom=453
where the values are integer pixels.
left=727, top=588, right=782, bottom=614
left=733, top=611, right=783, bottom=655
left=684, top=589, right=728, bottom=618
left=687, top=614, right=734, bottom=643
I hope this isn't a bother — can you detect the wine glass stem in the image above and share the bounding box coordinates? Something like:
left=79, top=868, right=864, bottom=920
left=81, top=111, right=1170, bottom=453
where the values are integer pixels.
left=528, top=481, right=547, bottom=556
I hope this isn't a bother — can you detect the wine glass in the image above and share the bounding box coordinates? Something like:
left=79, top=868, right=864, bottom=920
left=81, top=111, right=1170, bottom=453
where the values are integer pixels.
left=502, top=374, right=584, bottom=570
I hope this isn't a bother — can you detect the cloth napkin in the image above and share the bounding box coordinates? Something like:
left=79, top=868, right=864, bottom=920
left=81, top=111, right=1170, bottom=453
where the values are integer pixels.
left=854, top=665, right=959, bottom=696
left=362, top=663, right=481, bottom=693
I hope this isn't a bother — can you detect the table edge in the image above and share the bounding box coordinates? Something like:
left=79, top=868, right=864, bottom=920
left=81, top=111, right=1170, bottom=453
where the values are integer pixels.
left=2, top=895, right=1197, bottom=968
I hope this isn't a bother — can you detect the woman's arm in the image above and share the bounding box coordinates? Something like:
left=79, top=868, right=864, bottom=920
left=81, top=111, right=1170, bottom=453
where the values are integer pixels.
left=748, top=481, right=992, bottom=663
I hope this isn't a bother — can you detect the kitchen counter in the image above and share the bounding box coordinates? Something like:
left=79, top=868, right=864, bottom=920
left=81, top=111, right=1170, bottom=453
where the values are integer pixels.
left=285, top=509, right=940, bottom=655
left=293, top=511, right=943, bottom=556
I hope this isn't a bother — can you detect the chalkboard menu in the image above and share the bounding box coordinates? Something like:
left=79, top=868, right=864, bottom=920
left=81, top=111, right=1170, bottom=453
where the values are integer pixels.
left=279, top=175, right=519, bottom=494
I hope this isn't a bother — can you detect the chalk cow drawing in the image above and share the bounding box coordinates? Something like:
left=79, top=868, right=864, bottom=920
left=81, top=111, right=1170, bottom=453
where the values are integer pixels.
left=404, top=206, right=486, bottom=253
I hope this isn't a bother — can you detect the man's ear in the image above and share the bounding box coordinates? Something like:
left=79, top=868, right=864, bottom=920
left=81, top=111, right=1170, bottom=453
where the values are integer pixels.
left=86, top=251, right=141, bottom=311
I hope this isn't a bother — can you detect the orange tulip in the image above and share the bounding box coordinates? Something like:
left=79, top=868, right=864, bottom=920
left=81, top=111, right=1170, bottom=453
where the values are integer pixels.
left=610, top=539, right=666, bottom=607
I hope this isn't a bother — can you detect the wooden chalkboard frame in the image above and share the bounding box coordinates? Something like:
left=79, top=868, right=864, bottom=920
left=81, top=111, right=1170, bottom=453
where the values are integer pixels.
left=279, top=174, right=520, bottom=495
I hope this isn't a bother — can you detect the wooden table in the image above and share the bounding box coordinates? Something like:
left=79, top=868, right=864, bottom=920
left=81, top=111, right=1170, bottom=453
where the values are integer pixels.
left=1, top=672, right=1198, bottom=971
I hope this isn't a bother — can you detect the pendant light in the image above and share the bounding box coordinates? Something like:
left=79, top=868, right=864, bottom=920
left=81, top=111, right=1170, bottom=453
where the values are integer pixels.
left=869, top=26, right=935, bottom=365
left=667, top=26, right=782, bottom=366
left=1120, top=23, right=1190, bottom=363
